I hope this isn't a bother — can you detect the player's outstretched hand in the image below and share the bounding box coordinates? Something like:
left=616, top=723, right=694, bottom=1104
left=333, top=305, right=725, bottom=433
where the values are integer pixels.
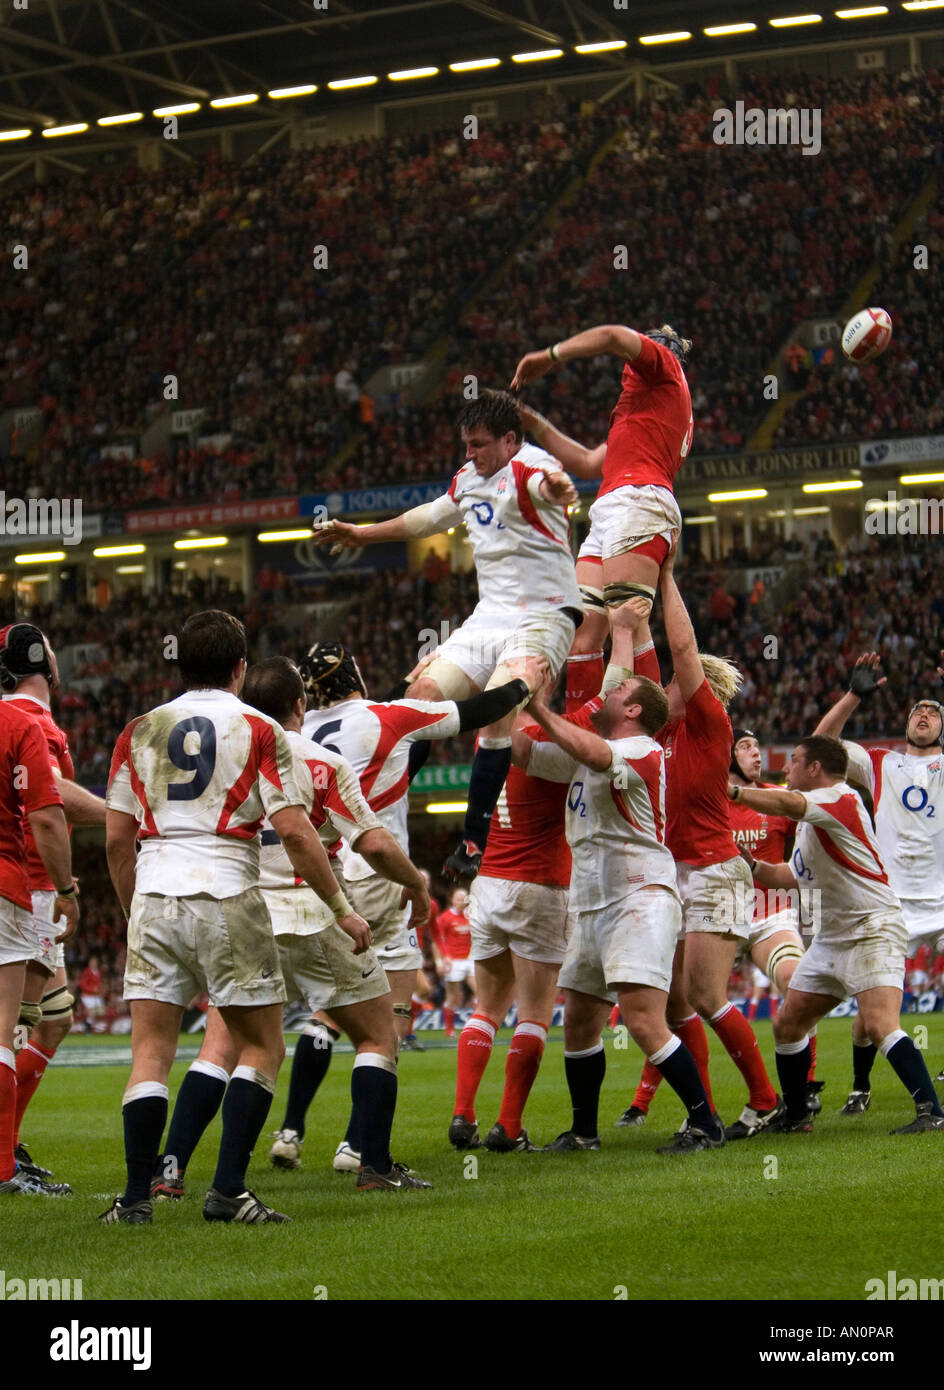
left=510, top=350, right=554, bottom=390
left=662, top=530, right=679, bottom=572
left=338, top=910, right=373, bottom=955
left=400, top=881, right=431, bottom=929
left=848, top=651, right=885, bottom=700
left=311, top=519, right=367, bottom=555
left=609, top=596, right=651, bottom=633
left=54, top=893, right=80, bottom=943
left=542, top=470, right=578, bottom=506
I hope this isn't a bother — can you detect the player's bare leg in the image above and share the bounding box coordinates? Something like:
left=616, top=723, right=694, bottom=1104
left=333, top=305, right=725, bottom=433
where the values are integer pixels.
left=620, top=938, right=714, bottom=1127
left=566, top=559, right=608, bottom=712
left=387, top=967, right=418, bottom=1048
left=12, top=960, right=72, bottom=1179
left=601, top=549, right=661, bottom=622
left=154, top=1005, right=235, bottom=1196
left=542, top=988, right=611, bottom=1150
left=683, top=931, right=780, bottom=1125
left=617, top=979, right=724, bottom=1154
left=770, top=986, right=835, bottom=1131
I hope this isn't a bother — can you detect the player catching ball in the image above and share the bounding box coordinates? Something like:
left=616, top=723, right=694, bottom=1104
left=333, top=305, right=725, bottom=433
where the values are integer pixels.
left=511, top=321, right=693, bottom=711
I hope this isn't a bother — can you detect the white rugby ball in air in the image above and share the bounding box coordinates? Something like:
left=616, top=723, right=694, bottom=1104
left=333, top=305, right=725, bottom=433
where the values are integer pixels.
left=841, top=307, right=893, bottom=363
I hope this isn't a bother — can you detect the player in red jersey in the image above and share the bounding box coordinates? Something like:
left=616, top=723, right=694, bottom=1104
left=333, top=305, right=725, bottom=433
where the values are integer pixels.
left=436, top=888, right=474, bottom=1038
left=0, top=623, right=106, bottom=1182
left=448, top=710, right=571, bottom=1152
left=0, top=698, right=78, bottom=1197
left=102, top=610, right=372, bottom=1224
left=512, top=322, right=693, bottom=712
left=613, top=545, right=783, bottom=1147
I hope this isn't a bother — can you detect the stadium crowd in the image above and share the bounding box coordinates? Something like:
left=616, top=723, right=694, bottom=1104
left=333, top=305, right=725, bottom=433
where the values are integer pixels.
left=2, top=68, right=943, bottom=518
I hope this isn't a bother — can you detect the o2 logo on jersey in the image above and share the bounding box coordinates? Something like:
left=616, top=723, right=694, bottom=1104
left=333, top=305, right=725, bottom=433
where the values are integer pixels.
left=568, top=781, right=587, bottom=818
left=792, top=846, right=813, bottom=881
left=166, top=717, right=216, bottom=800
left=902, top=785, right=936, bottom=818
left=471, top=502, right=494, bottom=526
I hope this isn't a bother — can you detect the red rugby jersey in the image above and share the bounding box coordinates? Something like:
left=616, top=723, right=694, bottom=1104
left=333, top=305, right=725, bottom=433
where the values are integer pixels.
left=728, top=786, right=793, bottom=921
left=481, top=720, right=570, bottom=890
left=436, top=908, right=472, bottom=960
left=600, top=336, right=694, bottom=498
left=3, top=694, right=74, bottom=892
left=0, top=702, right=64, bottom=910
left=659, top=679, right=738, bottom=866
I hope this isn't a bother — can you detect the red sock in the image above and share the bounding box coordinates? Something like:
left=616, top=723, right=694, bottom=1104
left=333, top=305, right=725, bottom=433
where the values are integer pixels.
left=13, top=1042, right=55, bottom=1146
left=748, top=1001, right=758, bottom=1022
left=769, top=995, right=779, bottom=1020
left=444, top=1006, right=456, bottom=1034
left=673, top=1014, right=714, bottom=1110
left=807, top=1030, right=818, bottom=1083
left=0, top=1052, right=16, bottom=1181
left=608, top=1004, right=621, bottom=1029
left=454, top=1014, right=495, bottom=1121
left=565, top=652, right=604, bottom=713
left=497, top=1021, right=546, bottom=1137
left=633, top=1060, right=662, bottom=1114
left=410, top=998, right=420, bottom=1029
left=710, top=1003, right=777, bottom=1111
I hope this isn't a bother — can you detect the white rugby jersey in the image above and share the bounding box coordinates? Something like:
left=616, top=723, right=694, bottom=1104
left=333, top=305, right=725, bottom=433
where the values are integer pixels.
left=258, top=731, right=379, bottom=891
left=419, top=443, right=581, bottom=617
left=527, top=734, right=679, bottom=912
left=843, top=741, right=944, bottom=904
left=792, top=780, right=902, bottom=940
left=107, top=689, right=301, bottom=898
left=303, top=697, right=461, bottom=879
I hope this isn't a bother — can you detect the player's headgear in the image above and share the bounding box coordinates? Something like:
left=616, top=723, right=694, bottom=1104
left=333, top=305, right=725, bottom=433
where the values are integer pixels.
left=645, top=323, right=692, bottom=364
left=907, top=700, right=944, bottom=745
left=0, top=623, right=53, bottom=692
left=730, top=727, right=758, bottom=777
left=298, top=641, right=368, bottom=708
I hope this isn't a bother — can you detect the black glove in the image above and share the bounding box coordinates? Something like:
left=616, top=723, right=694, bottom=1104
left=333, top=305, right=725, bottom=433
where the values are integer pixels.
left=849, top=665, right=881, bottom=700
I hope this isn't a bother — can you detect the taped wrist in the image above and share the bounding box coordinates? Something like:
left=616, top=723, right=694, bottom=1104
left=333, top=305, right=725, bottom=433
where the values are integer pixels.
left=455, top=679, right=529, bottom=733
left=326, top=890, right=352, bottom=921
left=602, top=663, right=633, bottom=695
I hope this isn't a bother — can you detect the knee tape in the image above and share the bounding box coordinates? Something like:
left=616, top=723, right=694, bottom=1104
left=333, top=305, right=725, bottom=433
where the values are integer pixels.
left=18, top=1001, right=42, bottom=1030
left=579, top=584, right=606, bottom=613
left=393, top=1003, right=413, bottom=1020
left=766, top=941, right=804, bottom=986
left=604, top=581, right=656, bottom=609
left=41, top=985, right=75, bottom=1021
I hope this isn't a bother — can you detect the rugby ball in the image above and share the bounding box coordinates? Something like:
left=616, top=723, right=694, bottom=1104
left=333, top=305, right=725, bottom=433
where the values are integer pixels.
left=841, top=307, right=892, bottom=363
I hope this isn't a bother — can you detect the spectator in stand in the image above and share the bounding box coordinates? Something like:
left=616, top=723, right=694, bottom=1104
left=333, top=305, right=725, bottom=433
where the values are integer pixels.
left=78, top=954, right=104, bottom=1027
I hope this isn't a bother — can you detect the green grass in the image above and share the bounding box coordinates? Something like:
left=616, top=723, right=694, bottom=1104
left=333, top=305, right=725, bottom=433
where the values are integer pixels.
left=10, top=1017, right=944, bottom=1301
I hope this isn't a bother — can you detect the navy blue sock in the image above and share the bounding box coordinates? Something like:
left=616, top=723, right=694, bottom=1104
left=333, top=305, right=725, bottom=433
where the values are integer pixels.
left=651, top=1037, right=721, bottom=1136
left=122, top=1088, right=168, bottom=1205
left=351, top=1053, right=398, bottom=1173
left=564, top=1044, right=605, bottom=1138
left=282, top=1026, right=336, bottom=1137
left=853, top=1038, right=878, bottom=1092
left=882, top=1033, right=943, bottom=1114
left=775, top=1040, right=812, bottom=1122
left=212, top=1070, right=274, bottom=1197
left=463, top=744, right=511, bottom=849
left=161, top=1063, right=228, bottom=1180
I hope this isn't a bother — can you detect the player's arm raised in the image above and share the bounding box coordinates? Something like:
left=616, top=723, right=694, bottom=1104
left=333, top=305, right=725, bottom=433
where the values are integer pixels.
left=519, top=404, right=606, bottom=480
left=601, top=597, right=651, bottom=693
left=813, top=652, right=885, bottom=738
left=511, top=323, right=644, bottom=390
left=312, top=491, right=462, bottom=553
left=659, top=536, right=703, bottom=701
left=270, top=805, right=372, bottom=953
left=526, top=693, right=613, bottom=773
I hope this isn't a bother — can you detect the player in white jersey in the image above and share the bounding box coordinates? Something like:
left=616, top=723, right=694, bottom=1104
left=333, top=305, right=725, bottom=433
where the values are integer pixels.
left=295, top=639, right=531, bottom=1171
left=102, top=611, right=372, bottom=1224
left=728, top=735, right=944, bottom=1134
left=511, top=673, right=725, bottom=1155
left=312, top=389, right=581, bottom=880
left=814, top=650, right=944, bottom=1104
left=153, top=658, right=432, bottom=1193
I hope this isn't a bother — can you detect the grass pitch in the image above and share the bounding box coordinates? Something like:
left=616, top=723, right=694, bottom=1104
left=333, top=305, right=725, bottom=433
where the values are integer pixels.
left=7, top=1016, right=944, bottom=1302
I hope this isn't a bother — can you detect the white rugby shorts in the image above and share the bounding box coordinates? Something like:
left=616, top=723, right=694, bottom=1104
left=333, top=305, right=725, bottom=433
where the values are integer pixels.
left=32, top=889, right=65, bottom=971
left=445, top=955, right=476, bottom=985
left=344, top=872, right=422, bottom=973
left=788, top=916, right=909, bottom=1001
left=123, top=888, right=285, bottom=1009
left=558, top=886, right=682, bottom=1002
left=277, top=926, right=388, bottom=1013
left=0, top=894, right=45, bottom=970
left=429, top=605, right=576, bottom=694
left=469, top=874, right=570, bottom=965
left=900, top=898, right=944, bottom=959
left=578, top=485, right=682, bottom=564
left=678, top=857, right=753, bottom=940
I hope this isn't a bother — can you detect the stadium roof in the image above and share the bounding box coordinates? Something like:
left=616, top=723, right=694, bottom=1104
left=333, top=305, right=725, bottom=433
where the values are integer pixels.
left=0, top=1, right=938, bottom=134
